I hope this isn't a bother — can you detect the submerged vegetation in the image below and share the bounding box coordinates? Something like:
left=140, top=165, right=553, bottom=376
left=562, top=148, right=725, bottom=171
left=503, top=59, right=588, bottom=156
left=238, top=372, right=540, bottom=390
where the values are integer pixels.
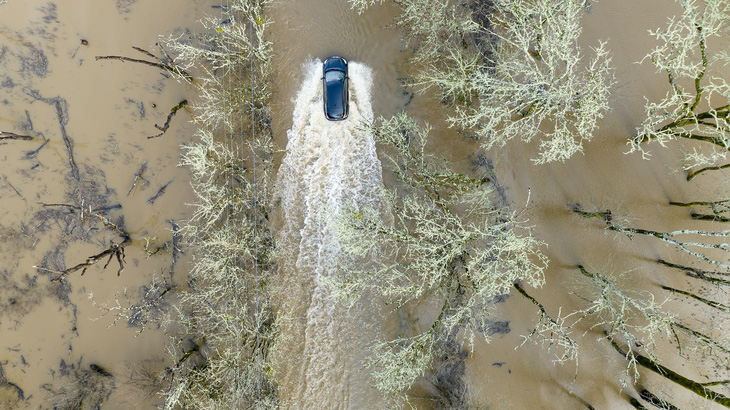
left=157, top=0, right=279, bottom=407
left=2, top=0, right=730, bottom=407
left=329, top=114, right=549, bottom=399
left=632, top=0, right=730, bottom=176
left=130, top=0, right=730, bottom=406
left=354, top=0, right=613, bottom=164
left=342, top=0, right=730, bottom=407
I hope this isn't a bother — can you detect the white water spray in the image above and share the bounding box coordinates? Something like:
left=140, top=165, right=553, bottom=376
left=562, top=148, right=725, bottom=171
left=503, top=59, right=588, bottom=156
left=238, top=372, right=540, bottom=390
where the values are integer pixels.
left=276, top=60, right=386, bottom=408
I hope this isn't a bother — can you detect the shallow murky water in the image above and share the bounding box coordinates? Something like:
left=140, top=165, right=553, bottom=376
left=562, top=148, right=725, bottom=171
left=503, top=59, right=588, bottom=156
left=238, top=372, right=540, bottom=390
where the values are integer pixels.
left=480, top=1, right=721, bottom=406
left=275, top=59, right=388, bottom=408
left=1, top=0, right=727, bottom=408
left=0, top=1, right=215, bottom=407
left=268, top=0, right=729, bottom=409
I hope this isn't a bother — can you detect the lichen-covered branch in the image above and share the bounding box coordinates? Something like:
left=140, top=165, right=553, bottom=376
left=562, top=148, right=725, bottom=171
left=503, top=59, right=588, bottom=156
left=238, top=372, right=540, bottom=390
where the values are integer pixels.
left=686, top=161, right=730, bottom=180
left=513, top=282, right=578, bottom=364
left=662, top=285, right=730, bottom=313
left=160, top=1, right=279, bottom=407
left=95, top=46, right=191, bottom=81
left=631, top=0, right=730, bottom=170
left=358, top=0, right=613, bottom=163
left=573, top=204, right=730, bottom=271
left=163, top=1, right=271, bottom=134
left=606, top=332, right=730, bottom=407
left=330, top=114, right=547, bottom=398
left=576, top=265, right=675, bottom=382
left=670, top=197, right=730, bottom=222
left=148, top=100, right=188, bottom=139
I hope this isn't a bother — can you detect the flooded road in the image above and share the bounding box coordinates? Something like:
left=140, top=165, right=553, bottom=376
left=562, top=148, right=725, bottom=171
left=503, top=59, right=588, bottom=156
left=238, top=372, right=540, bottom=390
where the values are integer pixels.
left=0, top=1, right=215, bottom=407
left=267, top=1, right=408, bottom=407
left=266, top=0, right=408, bottom=153
left=275, top=59, right=387, bottom=408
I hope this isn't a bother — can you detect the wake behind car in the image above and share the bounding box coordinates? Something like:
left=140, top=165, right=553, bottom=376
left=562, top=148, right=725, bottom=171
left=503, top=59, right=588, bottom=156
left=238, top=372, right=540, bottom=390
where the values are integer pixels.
left=323, top=56, right=349, bottom=121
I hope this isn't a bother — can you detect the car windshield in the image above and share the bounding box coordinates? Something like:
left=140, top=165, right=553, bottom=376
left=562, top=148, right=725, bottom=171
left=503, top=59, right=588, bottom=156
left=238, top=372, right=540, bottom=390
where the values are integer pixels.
left=325, top=69, right=345, bottom=83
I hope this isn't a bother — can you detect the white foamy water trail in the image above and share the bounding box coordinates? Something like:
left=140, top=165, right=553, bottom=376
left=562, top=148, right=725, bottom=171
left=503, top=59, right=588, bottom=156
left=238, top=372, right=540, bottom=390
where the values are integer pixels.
left=276, top=60, right=386, bottom=408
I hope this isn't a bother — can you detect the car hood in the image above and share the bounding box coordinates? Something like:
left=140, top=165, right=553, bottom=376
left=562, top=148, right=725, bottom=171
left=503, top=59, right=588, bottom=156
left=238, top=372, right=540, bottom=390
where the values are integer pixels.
left=323, top=57, right=347, bottom=72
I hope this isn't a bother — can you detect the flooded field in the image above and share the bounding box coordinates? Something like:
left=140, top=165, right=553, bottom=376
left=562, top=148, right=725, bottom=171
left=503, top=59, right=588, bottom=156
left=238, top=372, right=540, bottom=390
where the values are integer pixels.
left=267, top=0, right=730, bottom=408
left=1, top=0, right=728, bottom=408
left=0, top=1, right=216, bottom=407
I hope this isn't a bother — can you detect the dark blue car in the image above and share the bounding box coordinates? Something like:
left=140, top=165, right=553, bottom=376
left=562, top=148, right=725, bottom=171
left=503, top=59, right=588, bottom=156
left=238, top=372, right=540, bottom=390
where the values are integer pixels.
left=323, top=56, right=349, bottom=121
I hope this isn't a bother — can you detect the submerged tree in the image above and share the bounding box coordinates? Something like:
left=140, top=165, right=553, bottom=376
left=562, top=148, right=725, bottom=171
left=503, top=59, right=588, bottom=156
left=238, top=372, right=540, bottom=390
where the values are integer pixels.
left=573, top=204, right=730, bottom=270
left=159, top=1, right=280, bottom=408
left=451, top=0, right=613, bottom=164
left=351, top=0, right=613, bottom=164
left=574, top=265, right=675, bottom=383
left=573, top=208, right=730, bottom=406
left=670, top=197, right=730, bottom=222
left=329, top=114, right=568, bottom=400
left=43, top=362, right=116, bottom=409
left=631, top=0, right=730, bottom=176
left=164, top=0, right=271, bottom=134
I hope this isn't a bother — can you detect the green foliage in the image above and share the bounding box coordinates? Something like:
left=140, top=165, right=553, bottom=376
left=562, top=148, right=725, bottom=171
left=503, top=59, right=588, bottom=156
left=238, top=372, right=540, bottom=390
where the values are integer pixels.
left=329, top=114, right=547, bottom=398
left=632, top=0, right=730, bottom=170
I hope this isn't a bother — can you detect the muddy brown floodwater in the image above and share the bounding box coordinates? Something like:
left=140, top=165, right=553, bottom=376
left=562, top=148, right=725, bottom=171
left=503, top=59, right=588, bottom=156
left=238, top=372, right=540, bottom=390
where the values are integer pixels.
left=0, top=1, right=217, bottom=408
left=267, top=1, right=409, bottom=408
left=267, top=0, right=729, bottom=409
left=1, top=0, right=727, bottom=408
left=476, top=1, right=729, bottom=408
